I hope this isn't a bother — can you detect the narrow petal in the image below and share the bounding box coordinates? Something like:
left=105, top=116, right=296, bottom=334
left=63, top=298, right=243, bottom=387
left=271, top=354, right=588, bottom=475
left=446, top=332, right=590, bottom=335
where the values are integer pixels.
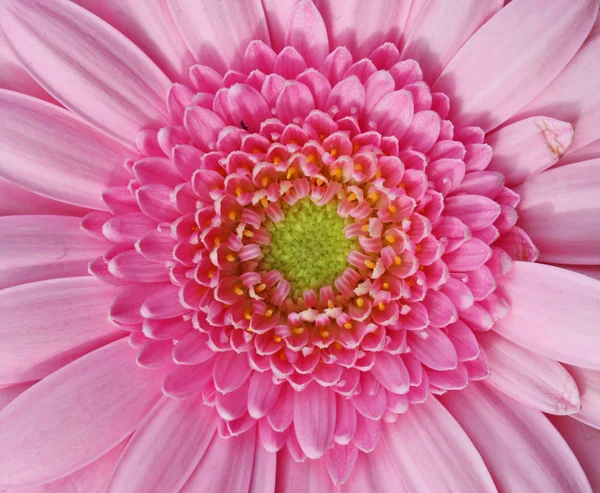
left=480, top=331, right=580, bottom=415
left=275, top=447, right=335, bottom=493
left=314, top=0, right=411, bottom=59
left=515, top=159, right=600, bottom=264
left=565, top=366, right=600, bottom=429
left=495, top=262, right=600, bottom=370
left=1, top=0, right=172, bottom=147
left=0, top=216, right=106, bottom=290
left=384, top=397, right=497, bottom=492
left=107, top=396, right=216, bottom=493
left=512, top=21, right=600, bottom=154
left=180, top=430, right=257, bottom=493
left=402, top=0, right=503, bottom=83
left=294, top=383, right=336, bottom=459
left=441, top=383, right=592, bottom=493
left=486, top=117, right=574, bottom=186
left=0, top=91, right=129, bottom=209
left=248, top=436, right=277, bottom=493
left=0, top=277, right=125, bottom=385
left=166, top=0, right=270, bottom=73
left=0, top=338, right=163, bottom=487
left=285, top=0, right=328, bottom=68
left=433, top=0, right=598, bottom=131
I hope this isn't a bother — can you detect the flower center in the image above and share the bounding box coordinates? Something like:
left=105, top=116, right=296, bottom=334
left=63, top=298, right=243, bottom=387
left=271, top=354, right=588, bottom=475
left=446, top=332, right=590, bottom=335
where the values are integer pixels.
left=260, top=199, right=356, bottom=293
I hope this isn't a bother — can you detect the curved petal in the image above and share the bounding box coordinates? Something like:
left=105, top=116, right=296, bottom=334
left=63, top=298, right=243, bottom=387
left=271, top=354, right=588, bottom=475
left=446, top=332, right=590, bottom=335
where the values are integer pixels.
left=0, top=338, right=163, bottom=488
left=433, top=0, right=598, bottom=132
left=0, top=216, right=107, bottom=290
left=0, top=277, right=125, bottom=385
left=479, top=331, right=580, bottom=415
left=0, top=0, right=172, bottom=148
left=515, top=159, right=600, bottom=264
left=275, top=447, right=336, bottom=493
left=71, top=0, right=194, bottom=82
left=107, top=396, right=216, bottom=493
left=0, top=382, right=33, bottom=413
left=384, top=397, right=497, bottom=492
left=249, top=435, right=277, bottom=493
left=293, top=383, right=336, bottom=459
left=166, top=0, right=270, bottom=73
left=402, top=0, right=503, bottom=84
left=559, top=137, right=600, bottom=167
left=550, top=416, right=600, bottom=492
left=565, top=366, right=600, bottom=430
left=314, top=0, right=411, bottom=59
left=0, top=90, right=130, bottom=209
left=512, top=20, right=600, bottom=154
left=180, top=429, right=257, bottom=493
left=441, top=383, right=592, bottom=493
left=285, top=0, right=329, bottom=68
left=495, top=262, right=600, bottom=370
left=486, top=116, right=574, bottom=187
left=260, top=0, right=299, bottom=53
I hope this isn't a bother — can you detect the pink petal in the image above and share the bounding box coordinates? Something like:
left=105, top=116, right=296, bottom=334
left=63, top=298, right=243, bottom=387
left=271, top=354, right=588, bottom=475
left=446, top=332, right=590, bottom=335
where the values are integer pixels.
left=166, top=0, right=270, bottom=73
left=486, top=116, right=574, bottom=186
left=550, top=416, right=600, bottom=492
left=314, top=0, right=411, bottom=59
left=184, top=106, right=225, bottom=152
left=213, top=351, right=252, bottom=393
left=109, top=283, right=167, bottom=325
left=433, top=0, right=598, bottom=131
left=480, top=331, right=580, bottom=415
left=324, top=443, right=358, bottom=486
left=275, top=447, right=334, bottom=493
left=560, top=137, right=600, bottom=167
left=515, top=159, right=600, bottom=264
left=0, top=277, right=125, bottom=385
left=294, top=383, right=336, bottom=459
left=0, top=338, right=163, bottom=487
left=513, top=21, right=600, bottom=155
left=247, top=372, right=281, bottom=419
left=180, top=429, right=257, bottom=493
left=366, top=90, right=413, bottom=140
left=565, top=365, right=600, bottom=430
left=1, top=0, right=172, bottom=147
left=72, top=0, right=194, bottom=82
left=228, top=83, right=271, bottom=133
left=108, top=250, right=171, bottom=283
left=441, top=383, right=592, bottom=493
left=0, top=216, right=106, bottom=290
left=384, top=397, right=496, bottom=492
left=371, top=352, right=410, bottom=394
left=408, top=327, right=458, bottom=371
left=107, top=396, right=216, bottom=493
left=276, top=82, right=316, bottom=125
left=495, top=262, right=600, bottom=370
left=443, top=238, right=492, bottom=272
left=285, top=0, right=329, bottom=68
left=0, top=91, right=129, bottom=209
left=141, top=284, right=188, bottom=319
left=402, top=0, right=503, bottom=83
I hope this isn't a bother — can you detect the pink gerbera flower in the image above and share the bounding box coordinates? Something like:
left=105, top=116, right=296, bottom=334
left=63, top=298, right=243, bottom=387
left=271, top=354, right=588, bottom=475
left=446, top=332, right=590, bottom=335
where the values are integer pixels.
left=0, top=0, right=599, bottom=491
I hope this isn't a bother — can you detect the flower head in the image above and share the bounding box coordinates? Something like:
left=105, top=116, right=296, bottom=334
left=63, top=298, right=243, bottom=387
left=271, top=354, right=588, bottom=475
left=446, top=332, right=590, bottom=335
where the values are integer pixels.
left=0, top=0, right=600, bottom=491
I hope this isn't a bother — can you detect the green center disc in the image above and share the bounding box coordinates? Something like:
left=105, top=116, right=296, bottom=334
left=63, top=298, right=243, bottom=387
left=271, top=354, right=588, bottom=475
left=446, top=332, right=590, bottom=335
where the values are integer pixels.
left=261, top=199, right=357, bottom=294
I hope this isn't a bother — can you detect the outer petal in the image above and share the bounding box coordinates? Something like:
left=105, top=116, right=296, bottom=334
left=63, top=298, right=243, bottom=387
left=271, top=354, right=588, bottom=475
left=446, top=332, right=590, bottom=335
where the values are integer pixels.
left=0, top=216, right=106, bottom=290
left=0, top=338, right=163, bottom=487
left=0, top=90, right=130, bottom=209
left=550, top=416, right=600, bottom=492
left=71, top=0, right=195, bottom=82
left=512, top=20, right=600, bottom=154
left=0, top=277, right=125, bottom=385
left=293, top=383, right=336, bottom=459
left=486, top=116, right=574, bottom=186
left=166, top=0, right=270, bottom=73
left=248, top=436, right=277, bottom=493
left=495, top=262, right=600, bottom=370
left=441, top=383, right=592, bottom=493
left=565, top=366, right=600, bottom=430
left=479, top=331, right=580, bottom=415
left=314, top=0, right=411, bottom=59
left=285, top=0, right=329, bottom=68
left=0, top=0, right=172, bottom=148
left=384, top=397, right=497, bottom=493
left=402, top=0, right=503, bottom=84
left=515, top=159, right=600, bottom=264
left=107, top=396, right=216, bottom=493
left=180, top=429, right=257, bottom=493
left=433, top=0, right=598, bottom=131
left=275, top=447, right=336, bottom=493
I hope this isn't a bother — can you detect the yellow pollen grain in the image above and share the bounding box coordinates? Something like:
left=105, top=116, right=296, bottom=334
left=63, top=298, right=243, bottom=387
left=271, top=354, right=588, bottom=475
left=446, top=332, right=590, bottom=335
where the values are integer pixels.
left=286, top=168, right=297, bottom=179
left=385, top=234, right=396, bottom=244
left=327, top=300, right=335, bottom=309
left=306, top=154, right=317, bottom=163
left=407, top=279, right=414, bottom=286
left=419, top=265, right=425, bottom=271
left=375, top=170, right=382, bottom=178
left=244, top=311, right=252, bottom=320
left=348, top=193, right=358, bottom=202
left=273, top=156, right=282, bottom=165
left=377, top=302, right=385, bottom=311
left=320, top=329, right=330, bottom=338
left=243, top=230, right=254, bottom=238
left=261, top=176, right=269, bottom=188
left=214, top=237, right=221, bottom=246
left=330, top=148, right=338, bottom=157
left=246, top=327, right=253, bottom=333
left=292, top=326, right=304, bottom=335
left=334, top=342, right=343, bottom=350
left=264, top=309, right=274, bottom=318
left=260, top=197, right=269, bottom=208
left=252, top=148, right=261, bottom=154
left=273, top=334, right=282, bottom=343
left=365, top=259, right=376, bottom=269
left=235, top=187, right=243, bottom=197
left=343, top=322, right=353, bottom=330
left=315, top=178, right=325, bottom=186
left=389, top=205, right=397, bottom=213
left=361, top=224, right=370, bottom=232
left=207, top=269, right=215, bottom=279
left=367, top=192, right=379, bottom=204
left=355, top=297, right=364, bottom=308
left=234, top=286, right=244, bottom=296
left=330, top=168, right=342, bottom=179
left=354, top=164, right=363, bottom=171
left=382, top=281, right=390, bottom=289
left=394, top=256, right=402, bottom=266
left=226, top=253, right=236, bottom=262
left=255, top=283, right=267, bottom=293
left=228, top=211, right=237, bottom=221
